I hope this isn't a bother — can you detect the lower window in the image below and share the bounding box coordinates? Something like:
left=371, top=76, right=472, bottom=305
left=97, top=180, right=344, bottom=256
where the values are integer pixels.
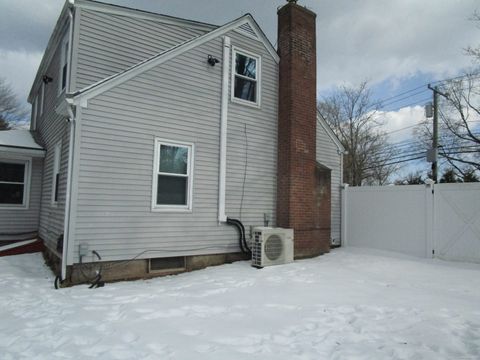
left=152, top=139, right=193, bottom=211
left=0, top=160, right=29, bottom=207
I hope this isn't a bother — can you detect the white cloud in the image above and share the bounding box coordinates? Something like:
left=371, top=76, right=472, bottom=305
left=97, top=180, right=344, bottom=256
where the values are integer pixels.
left=1, top=0, right=480, bottom=105
left=314, top=0, right=480, bottom=92
left=376, top=106, right=427, bottom=143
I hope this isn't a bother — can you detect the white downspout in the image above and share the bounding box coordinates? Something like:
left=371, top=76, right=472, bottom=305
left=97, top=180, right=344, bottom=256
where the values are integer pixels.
left=61, top=7, right=75, bottom=281
left=218, top=36, right=230, bottom=223
left=62, top=102, right=75, bottom=281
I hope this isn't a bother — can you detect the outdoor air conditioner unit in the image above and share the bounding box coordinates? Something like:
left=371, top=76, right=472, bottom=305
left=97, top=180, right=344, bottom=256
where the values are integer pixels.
left=251, top=227, right=294, bottom=268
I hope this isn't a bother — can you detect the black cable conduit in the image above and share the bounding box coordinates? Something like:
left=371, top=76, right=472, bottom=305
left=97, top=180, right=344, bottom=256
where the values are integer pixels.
left=226, top=217, right=251, bottom=255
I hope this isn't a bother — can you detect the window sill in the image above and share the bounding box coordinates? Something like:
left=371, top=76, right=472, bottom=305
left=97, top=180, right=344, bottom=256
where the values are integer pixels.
left=231, top=96, right=261, bottom=109
left=151, top=206, right=192, bottom=213
left=0, top=204, right=29, bottom=210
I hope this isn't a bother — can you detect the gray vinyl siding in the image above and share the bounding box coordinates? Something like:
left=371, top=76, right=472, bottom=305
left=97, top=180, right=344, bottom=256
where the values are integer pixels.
left=71, top=30, right=278, bottom=263
left=74, top=8, right=209, bottom=90
left=225, top=32, right=278, bottom=226
left=316, top=124, right=343, bottom=244
left=0, top=158, right=43, bottom=237
left=36, top=35, right=71, bottom=254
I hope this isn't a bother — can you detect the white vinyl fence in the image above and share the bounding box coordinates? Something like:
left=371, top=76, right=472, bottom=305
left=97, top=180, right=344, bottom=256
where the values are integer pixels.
left=342, top=183, right=480, bottom=263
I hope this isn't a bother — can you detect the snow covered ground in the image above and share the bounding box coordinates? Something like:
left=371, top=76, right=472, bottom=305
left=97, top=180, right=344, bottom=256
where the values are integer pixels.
left=1, top=248, right=479, bottom=360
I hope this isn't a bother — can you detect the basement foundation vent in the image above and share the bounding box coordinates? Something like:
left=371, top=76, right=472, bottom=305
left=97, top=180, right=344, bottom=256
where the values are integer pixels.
left=149, top=256, right=186, bottom=273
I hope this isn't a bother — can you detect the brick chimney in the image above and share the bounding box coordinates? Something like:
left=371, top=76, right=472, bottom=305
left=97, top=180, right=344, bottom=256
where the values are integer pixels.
left=277, top=1, right=330, bottom=257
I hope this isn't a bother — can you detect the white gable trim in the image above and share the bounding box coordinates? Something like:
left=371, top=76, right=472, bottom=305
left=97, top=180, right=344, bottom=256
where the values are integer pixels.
left=243, top=16, right=279, bottom=63
left=316, top=111, right=346, bottom=153
left=69, top=15, right=278, bottom=104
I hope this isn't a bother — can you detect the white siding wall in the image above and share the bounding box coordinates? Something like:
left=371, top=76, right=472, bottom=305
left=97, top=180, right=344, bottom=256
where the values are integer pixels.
left=36, top=33, right=71, bottom=254
left=0, top=158, right=43, bottom=236
left=74, top=8, right=209, bottom=90
left=316, top=122, right=342, bottom=244
left=71, top=30, right=278, bottom=263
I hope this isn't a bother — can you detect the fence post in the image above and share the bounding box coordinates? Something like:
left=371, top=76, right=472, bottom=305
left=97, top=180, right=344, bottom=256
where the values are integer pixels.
left=341, top=184, right=349, bottom=247
left=425, top=180, right=435, bottom=258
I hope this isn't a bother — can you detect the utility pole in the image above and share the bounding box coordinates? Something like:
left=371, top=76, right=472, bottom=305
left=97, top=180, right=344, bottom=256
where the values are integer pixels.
left=427, top=84, right=449, bottom=183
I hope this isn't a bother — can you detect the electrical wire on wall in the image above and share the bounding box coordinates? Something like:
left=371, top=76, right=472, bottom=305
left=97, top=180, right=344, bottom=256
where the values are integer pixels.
left=239, top=123, right=249, bottom=220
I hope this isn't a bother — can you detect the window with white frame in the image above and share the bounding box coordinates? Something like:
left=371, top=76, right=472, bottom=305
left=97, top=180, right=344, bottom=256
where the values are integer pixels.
left=31, top=95, right=38, bottom=129
left=59, top=34, right=69, bottom=93
left=232, top=48, right=260, bottom=106
left=39, top=83, right=45, bottom=116
left=51, top=142, right=61, bottom=205
left=152, top=139, right=193, bottom=211
left=0, top=160, right=30, bottom=207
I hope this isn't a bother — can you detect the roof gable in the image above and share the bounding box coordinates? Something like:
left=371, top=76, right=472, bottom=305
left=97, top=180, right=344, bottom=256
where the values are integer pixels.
left=28, top=0, right=218, bottom=103
left=317, top=111, right=346, bottom=153
left=75, top=0, right=217, bottom=32
left=69, top=14, right=278, bottom=104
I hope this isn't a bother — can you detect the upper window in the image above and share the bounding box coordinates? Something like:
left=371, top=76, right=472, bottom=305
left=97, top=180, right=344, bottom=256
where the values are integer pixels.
left=31, top=95, right=38, bottom=130
left=59, top=34, right=69, bottom=94
left=152, top=139, right=193, bottom=211
left=39, top=83, right=45, bottom=116
left=0, top=160, right=30, bottom=207
left=232, top=48, right=260, bottom=106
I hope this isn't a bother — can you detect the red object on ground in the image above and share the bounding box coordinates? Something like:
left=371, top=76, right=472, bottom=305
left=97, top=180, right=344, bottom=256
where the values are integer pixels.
left=0, top=239, right=44, bottom=257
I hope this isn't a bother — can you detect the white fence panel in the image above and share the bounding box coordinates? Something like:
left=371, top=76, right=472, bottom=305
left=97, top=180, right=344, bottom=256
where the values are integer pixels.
left=343, top=182, right=480, bottom=263
left=343, top=185, right=433, bottom=258
left=434, top=183, right=480, bottom=263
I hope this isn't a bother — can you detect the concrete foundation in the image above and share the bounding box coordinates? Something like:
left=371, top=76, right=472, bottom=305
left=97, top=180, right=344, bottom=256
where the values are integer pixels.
left=43, top=243, right=249, bottom=287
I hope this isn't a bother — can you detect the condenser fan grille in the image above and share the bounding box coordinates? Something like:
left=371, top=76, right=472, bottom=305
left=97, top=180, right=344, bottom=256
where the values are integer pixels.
left=264, top=234, right=283, bottom=261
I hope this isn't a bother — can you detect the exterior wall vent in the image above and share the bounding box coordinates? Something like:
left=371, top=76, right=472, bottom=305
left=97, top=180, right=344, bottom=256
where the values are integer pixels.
left=149, top=256, right=186, bottom=273
left=237, top=23, right=258, bottom=39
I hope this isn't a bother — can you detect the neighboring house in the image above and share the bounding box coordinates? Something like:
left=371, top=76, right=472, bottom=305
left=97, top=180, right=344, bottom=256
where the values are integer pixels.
left=0, top=0, right=344, bottom=284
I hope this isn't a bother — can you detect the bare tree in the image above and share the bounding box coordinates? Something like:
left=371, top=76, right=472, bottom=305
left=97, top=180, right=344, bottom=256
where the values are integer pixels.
left=318, top=82, right=398, bottom=186
left=394, top=170, right=425, bottom=185
left=436, top=74, right=480, bottom=173
left=466, top=11, right=480, bottom=61
left=414, top=74, right=480, bottom=175
left=414, top=12, right=480, bottom=177
left=0, top=77, right=27, bottom=130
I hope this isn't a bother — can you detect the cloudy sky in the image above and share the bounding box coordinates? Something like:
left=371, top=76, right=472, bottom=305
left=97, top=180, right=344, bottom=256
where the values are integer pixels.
left=1, top=0, right=479, bottom=176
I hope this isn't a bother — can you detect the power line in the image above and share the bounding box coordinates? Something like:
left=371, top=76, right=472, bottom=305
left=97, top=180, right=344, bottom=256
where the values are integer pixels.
left=364, top=155, right=425, bottom=170
left=380, top=96, right=432, bottom=112
left=365, top=147, right=479, bottom=170
left=364, top=72, right=480, bottom=113
left=379, top=89, right=430, bottom=108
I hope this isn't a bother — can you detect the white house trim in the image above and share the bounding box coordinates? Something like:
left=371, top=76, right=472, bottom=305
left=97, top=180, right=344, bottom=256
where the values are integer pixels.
left=218, top=36, right=231, bottom=223
left=230, top=46, right=262, bottom=108
left=0, top=157, right=32, bottom=210
left=67, top=15, right=278, bottom=104
left=63, top=104, right=82, bottom=273
left=151, top=138, right=195, bottom=213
